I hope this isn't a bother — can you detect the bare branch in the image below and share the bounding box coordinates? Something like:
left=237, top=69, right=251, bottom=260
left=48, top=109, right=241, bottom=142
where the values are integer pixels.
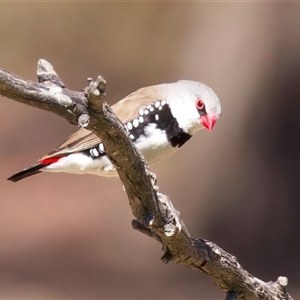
left=0, top=59, right=92, bottom=129
left=0, top=60, right=293, bottom=300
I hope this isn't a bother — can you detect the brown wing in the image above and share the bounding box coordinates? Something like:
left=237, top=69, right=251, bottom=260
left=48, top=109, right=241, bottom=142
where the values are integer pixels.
left=40, top=128, right=99, bottom=160
left=41, top=85, right=163, bottom=160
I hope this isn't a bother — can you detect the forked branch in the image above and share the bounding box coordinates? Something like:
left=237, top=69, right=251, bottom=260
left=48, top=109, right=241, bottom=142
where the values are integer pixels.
left=0, top=59, right=292, bottom=300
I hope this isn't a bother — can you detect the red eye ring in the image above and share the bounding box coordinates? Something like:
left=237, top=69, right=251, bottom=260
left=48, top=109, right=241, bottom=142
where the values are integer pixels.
left=196, top=99, right=205, bottom=110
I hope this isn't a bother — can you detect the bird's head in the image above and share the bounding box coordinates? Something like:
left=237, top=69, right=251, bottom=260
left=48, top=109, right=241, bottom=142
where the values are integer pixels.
left=167, top=80, right=221, bottom=135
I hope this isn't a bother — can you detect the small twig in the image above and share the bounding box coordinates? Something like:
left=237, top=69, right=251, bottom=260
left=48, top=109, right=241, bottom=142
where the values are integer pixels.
left=37, top=58, right=65, bottom=87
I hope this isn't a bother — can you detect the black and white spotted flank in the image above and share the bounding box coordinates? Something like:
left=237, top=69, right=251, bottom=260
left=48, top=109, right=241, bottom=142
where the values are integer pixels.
left=127, top=100, right=191, bottom=147
left=83, top=141, right=106, bottom=158
left=84, top=100, right=192, bottom=159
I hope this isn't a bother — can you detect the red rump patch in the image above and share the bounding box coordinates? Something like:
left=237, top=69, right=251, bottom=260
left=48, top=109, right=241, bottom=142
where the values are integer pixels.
left=41, top=156, right=63, bottom=165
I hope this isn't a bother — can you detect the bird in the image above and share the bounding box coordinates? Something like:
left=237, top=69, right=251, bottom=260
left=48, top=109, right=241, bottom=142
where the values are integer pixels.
left=8, top=80, right=221, bottom=182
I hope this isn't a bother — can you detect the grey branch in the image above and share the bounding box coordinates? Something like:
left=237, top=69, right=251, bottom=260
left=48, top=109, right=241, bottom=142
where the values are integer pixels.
left=0, top=59, right=292, bottom=300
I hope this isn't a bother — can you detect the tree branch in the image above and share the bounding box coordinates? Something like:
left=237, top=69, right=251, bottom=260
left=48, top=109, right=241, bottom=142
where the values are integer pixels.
left=0, top=59, right=293, bottom=300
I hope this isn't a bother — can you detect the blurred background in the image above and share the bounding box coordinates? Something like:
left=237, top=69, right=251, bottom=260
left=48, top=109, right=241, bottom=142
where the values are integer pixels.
left=0, top=2, right=300, bottom=299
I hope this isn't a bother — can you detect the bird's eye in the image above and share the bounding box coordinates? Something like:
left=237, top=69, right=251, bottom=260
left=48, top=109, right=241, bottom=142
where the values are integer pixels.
left=196, top=99, right=205, bottom=110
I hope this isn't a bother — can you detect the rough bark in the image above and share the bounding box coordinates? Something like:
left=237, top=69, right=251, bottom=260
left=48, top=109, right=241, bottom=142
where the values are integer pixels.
left=0, top=59, right=293, bottom=300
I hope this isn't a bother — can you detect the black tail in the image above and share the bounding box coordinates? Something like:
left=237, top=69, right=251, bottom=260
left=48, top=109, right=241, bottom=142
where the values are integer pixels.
left=7, top=163, right=49, bottom=182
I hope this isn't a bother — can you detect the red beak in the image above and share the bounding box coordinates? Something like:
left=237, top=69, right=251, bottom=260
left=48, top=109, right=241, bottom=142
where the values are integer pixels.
left=200, top=113, right=219, bottom=131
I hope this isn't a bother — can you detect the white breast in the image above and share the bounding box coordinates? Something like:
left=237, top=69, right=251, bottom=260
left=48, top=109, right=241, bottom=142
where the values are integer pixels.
left=134, top=123, right=177, bottom=164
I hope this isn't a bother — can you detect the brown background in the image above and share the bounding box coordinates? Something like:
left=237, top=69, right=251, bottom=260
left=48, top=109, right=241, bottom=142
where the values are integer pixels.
left=0, top=3, right=300, bottom=299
